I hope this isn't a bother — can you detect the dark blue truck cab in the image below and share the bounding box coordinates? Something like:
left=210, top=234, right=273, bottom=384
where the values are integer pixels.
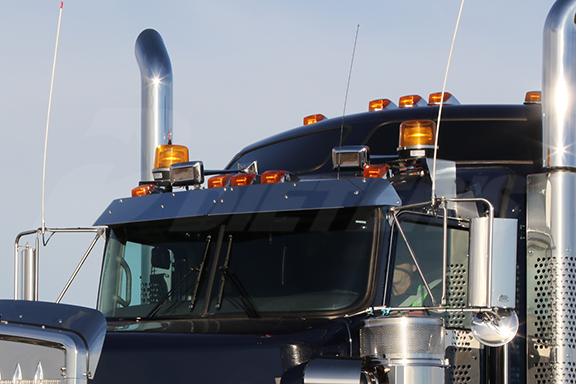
left=89, top=100, right=539, bottom=383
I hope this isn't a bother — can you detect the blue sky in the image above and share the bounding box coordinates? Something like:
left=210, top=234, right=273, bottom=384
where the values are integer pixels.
left=0, top=0, right=555, bottom=307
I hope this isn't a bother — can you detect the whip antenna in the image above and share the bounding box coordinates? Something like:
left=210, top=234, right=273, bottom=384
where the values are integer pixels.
left=41, top=2, right=64, bottom=235
left=431, top=0, right=465, bottom=202
left=337, top=24, right=360, bottom=179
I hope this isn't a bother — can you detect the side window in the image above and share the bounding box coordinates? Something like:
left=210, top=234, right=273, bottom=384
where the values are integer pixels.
left=388, top=214, right=469, bottom=313
left=118, top=243, right=175, bottom=307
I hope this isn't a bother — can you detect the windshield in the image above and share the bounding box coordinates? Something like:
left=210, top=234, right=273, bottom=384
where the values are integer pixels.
left=99, top=207, right=380, bottom=319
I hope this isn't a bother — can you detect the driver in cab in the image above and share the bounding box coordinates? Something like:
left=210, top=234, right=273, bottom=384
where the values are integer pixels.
left=390, top=258, right=440, bottom=307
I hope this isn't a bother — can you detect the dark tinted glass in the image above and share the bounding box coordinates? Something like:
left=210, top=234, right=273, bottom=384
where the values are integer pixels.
left=231, top=128, right=348, bottom=174
left=366, top=120, right=540, bottom=161
left=100, top=207, right=377, bottom=319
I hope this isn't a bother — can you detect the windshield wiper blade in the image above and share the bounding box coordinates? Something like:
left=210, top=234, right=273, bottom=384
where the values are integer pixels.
left=219, top=269, right=261, bottom=318
left=215, top=235, right=233, bottom=310
left=216, top=235, right=260, bottom=318
left=190, top=236, right=212, bottom=309
left=146, top=236, right=212, bottom=318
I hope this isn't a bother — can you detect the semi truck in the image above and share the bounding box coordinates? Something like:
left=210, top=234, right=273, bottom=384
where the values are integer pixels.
left=2, top=0, right=576, bottom=383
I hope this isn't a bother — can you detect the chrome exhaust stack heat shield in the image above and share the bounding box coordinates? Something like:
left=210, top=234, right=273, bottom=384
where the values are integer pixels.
left=135, top=29, right=173, bottom=182
left=360, top=316, right=447, bottom=384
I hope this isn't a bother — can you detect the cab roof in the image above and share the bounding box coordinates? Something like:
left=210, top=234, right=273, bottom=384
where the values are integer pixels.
left=226, top=104, right=542, bottom=176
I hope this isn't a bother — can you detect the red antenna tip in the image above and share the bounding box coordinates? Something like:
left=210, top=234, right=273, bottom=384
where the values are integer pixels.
left=60, top=2, right=63, bottom=8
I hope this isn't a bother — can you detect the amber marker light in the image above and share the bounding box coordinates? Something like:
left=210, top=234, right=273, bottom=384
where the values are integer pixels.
left=132, top=184, right=155, bottom=197
left=303, top=114, right=326, bottom=125
left=363, top=164, right=390, bottom=179
left=428, top=92, right=460, bottom=106
left=524, top=91, right=541, bottom=104
left=261, top=170, right=287, bottom=184
left=399, top=120, right=436, bottom=148
left=154, top=144, right=190, bottom=169
left=208, top=175, right=232, bottom=189
left=429, top=92, right=449, bottom=105
left=368, top=99, right=393, bottom=111
left=398, top=95, right=424, bottom=108
left=231, top=173, right=257, bottom=187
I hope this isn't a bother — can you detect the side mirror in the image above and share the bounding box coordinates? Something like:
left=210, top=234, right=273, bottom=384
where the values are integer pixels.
left=467, top=217, right=518, bottom=347
left=467, top=217, right=517, bottom=308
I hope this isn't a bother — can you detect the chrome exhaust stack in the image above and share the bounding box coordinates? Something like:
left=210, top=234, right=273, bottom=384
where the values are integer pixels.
left=542, top=0, right=576, bottom=169
left=528, top=1, right=576, bottom=383
left=135, top=29, right=173, bottom=182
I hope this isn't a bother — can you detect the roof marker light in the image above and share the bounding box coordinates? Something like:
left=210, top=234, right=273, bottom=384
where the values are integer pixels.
left=368, top=99, right=397, bottom=111
left=428, top=92, right=460, bottom=106
left=303, top=114, right=326, bottom=125
left=132, top=184, right=156, bottom=197
left=261, top=170, right=288, bottom=184
left=363, top=164, right=390, bottom=179
left=208, top=175, right=232, bottom=189
left=524, top=91, right=541, bottom=105
left=398, top=95, right=426, bottom=108
left=231, top=173, right=257, bottom=187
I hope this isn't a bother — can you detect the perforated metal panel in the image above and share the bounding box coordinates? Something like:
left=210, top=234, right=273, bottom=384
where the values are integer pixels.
left=527, top=173, right=576, bottom=384
left=445, top=330, right=483, bottom=384
left=527, top=239, right=554, bottom=381
left=446, top=263, right=471, bottom=328
left=547, top=255, right=576, bottom=383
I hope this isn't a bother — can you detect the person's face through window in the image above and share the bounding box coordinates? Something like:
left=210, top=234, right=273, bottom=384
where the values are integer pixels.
left=392, top=262, right=416, bottom=296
